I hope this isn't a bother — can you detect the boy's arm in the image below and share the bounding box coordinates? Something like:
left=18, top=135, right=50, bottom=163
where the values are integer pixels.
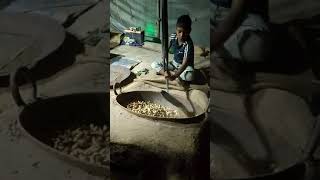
left=172, top=57, right=188, bottom=79
left=172, top=43, right=193, bottom=79
left=211, top=0, right=246, bottom=51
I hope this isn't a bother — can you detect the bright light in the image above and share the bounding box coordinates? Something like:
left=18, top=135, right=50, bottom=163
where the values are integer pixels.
left=145, top=22, right=157, bottom=37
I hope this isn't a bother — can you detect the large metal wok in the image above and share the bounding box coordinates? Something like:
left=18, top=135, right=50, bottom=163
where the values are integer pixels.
left=210, top=99, right=320, bottom=180
left=113, top=82, right=209, bottom=123
left=10, top=67, right=109, bottom=177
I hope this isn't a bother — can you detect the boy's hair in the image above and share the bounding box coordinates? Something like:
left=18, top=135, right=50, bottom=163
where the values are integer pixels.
left=176, top=15, right=192, bottom=30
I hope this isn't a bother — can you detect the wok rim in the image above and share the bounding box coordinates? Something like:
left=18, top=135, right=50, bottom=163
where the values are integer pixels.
left=211, top=107, right=306, bottom=180
left=213, top=161, right=306, bottom=180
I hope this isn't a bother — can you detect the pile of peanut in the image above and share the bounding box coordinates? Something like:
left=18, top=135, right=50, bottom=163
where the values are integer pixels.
left=52, top=124, right=108, bottom=166
left=127, top=101, right=178, bottom=118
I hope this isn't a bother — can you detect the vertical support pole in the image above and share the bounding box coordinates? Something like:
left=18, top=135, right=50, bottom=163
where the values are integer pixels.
left=161, top=0, right=169, bottom=92
left=157, top=0, right=161, bottom=39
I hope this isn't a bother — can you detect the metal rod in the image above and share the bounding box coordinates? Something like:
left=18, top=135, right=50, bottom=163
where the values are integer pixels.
left=157, top=0, right=161, bottom=39
left=161, top=0, right=169, bottom=92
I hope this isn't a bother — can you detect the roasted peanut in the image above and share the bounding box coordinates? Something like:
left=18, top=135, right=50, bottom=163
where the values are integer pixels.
left=52, top=124, right=108, bottom=166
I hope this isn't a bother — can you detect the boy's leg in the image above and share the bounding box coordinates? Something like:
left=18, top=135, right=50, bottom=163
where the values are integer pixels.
left=179, top=66, right=194, bottom=82
left=171, top=61, right=194, bottom=82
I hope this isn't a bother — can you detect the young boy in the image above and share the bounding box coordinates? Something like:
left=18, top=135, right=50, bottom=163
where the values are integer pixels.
left=151, top=15, right=194, bottom=82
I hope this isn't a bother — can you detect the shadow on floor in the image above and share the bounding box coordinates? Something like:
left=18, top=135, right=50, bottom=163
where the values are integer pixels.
left=0, top=32, right=84, bottom=87
left=192, top=68, right=210, bottom=85
left=110, top=53, right=123, bottom=59
left=111, top=143, right=166, bottom=180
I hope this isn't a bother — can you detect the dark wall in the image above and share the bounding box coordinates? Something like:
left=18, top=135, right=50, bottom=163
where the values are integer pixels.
left=110, top=0, right=210, bottom=47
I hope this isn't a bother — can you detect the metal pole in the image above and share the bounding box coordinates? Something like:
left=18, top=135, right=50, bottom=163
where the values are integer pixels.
left=157, top=0, right=161, bottom=39
left=161, top=0, right=169, bottom=92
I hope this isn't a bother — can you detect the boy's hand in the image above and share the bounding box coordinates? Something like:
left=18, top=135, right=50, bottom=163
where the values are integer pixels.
left=164, top=71, right=170, bottom=78
left=168, top=74, right=178, bottom=81
left=165, top=71, right=178, bottom=81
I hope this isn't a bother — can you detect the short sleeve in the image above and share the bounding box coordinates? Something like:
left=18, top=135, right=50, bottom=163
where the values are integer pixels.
left=184, top=42, right=194, bottom=60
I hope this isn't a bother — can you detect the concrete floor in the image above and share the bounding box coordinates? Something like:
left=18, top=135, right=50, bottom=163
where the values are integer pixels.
left=111, top=42, right=209, bottom=73
left=110, top=41, right=210, bottom=93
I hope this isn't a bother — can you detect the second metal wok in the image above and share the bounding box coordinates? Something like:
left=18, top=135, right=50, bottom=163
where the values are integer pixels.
left=113, top=82, right=209, bottom=123
left=10, top=67, right=109, bottom=177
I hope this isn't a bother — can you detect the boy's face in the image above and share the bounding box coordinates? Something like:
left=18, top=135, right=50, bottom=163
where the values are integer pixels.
left=176, top=26, right=191, bottom=42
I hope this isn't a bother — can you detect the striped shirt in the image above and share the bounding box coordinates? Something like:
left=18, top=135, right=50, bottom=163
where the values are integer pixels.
left=169, top=33, right=194, bottom=67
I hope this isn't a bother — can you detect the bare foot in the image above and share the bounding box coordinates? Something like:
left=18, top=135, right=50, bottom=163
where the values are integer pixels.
left=157, top=69, right=165, bottom=75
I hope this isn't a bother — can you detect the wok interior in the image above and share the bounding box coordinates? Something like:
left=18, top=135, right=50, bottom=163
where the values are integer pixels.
left=116, top=91, right=207, bottom=118
left=210, top=109, right=305, bottom=179
left=19, top=93, right=109, bottom=147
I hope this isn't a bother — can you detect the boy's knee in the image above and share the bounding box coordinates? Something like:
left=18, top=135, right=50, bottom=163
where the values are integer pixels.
left=180, top=71, right=194, bottom=82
